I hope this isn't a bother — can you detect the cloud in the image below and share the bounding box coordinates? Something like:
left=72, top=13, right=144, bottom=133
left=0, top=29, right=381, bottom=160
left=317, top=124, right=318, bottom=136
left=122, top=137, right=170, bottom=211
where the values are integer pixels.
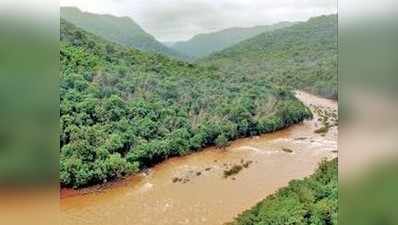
left=60, top=0, right=337, bottom=42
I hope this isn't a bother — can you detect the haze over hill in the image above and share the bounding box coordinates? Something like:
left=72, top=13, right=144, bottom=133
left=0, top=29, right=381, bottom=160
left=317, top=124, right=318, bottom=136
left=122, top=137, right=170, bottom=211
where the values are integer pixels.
left=60, top=7, right=181, bottom=58
left=202, top=15, right=338, bottom=99
left=171, top=22, right=294, bottom=58
left=162, top=41, right=176, bottom=47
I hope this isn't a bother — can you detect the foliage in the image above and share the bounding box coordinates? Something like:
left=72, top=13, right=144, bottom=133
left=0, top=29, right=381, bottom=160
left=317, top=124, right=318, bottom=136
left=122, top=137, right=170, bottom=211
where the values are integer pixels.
left=60, top=19, right=312, bottom=188
left=215, top=134, right=229, bottom=149
left=202, top=15, right=338, bottom=99
left=226, top=158, right=338, bottom=225
left=60, top=7, right=182, bottom=58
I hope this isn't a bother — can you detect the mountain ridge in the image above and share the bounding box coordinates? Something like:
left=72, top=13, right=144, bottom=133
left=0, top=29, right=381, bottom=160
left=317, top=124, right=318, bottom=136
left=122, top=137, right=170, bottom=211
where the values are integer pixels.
left=171, top=21, right=295, bottom=58
left=60, top=6, right=182, bottom=58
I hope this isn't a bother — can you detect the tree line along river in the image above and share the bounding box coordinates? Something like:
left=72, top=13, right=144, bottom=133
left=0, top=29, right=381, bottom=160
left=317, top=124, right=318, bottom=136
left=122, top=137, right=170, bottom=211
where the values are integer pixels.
left=61, top=91, right=337, bottom=225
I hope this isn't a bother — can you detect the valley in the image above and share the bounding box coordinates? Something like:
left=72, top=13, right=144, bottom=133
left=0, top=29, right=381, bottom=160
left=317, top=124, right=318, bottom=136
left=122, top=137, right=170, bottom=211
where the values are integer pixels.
left=59, top=6, right=338, bottom=225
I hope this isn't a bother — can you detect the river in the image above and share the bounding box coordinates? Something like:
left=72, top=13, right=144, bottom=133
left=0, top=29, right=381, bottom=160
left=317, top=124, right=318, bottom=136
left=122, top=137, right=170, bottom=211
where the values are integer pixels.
left=60, top=91, right=337, bottom=225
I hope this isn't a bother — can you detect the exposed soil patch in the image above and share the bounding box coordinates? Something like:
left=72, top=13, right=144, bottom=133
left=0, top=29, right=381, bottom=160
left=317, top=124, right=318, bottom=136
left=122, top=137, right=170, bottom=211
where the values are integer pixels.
left=282, top=148, right=294, bottom=153
left=224, top=165, right=243, bottom=178
left=223, top=160, right=254, bottom=178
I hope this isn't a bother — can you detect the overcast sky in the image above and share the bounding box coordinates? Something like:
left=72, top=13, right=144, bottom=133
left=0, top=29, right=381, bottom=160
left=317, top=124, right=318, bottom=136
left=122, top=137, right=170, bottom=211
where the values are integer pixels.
left=60, top=0, right=337, bottom=42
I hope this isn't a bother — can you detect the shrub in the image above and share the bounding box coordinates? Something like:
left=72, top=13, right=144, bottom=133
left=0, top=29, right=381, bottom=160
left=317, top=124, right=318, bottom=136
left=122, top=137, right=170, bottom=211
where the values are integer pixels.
left=215, top=134, right=229, bottom=149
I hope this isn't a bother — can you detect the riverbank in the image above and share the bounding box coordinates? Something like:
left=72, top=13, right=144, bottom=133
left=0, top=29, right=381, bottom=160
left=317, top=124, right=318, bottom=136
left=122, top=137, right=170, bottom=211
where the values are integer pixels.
left=61, top=91, right=337, bottom=225
left=225, top=158, right=338, bottom=225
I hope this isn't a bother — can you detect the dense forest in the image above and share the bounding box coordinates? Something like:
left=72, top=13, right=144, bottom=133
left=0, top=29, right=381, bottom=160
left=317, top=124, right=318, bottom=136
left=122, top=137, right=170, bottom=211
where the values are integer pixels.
left=171, top=22, right=294, bottom=59
left=60, top=7, right=181, bottom=58
left=202, top=15, right=338, bottom=99
left=226, top=158, right=338, bottom=225
left=60, top=19, right=312, bottom=188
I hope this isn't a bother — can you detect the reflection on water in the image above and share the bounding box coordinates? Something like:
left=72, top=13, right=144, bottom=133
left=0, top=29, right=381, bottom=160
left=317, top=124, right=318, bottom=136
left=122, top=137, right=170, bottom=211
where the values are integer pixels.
left=61, top=91, right=337, bottom=225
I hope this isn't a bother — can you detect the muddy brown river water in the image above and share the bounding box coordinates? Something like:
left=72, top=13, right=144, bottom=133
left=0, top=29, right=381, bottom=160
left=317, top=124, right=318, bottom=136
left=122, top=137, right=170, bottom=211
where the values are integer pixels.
left=60, top=91, right=337, bottom=225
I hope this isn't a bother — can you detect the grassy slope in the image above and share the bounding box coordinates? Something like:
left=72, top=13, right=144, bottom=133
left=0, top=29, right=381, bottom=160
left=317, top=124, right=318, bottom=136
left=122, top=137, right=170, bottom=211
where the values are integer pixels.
left=202, top=15, right=338, bottom=99
left=60, top=19, right=312, bottom=188
left=226, top=158, right=338, bottom=225
left=172, top=22, right=294, bottom=59
left=61, top=7, right=181, bottom=58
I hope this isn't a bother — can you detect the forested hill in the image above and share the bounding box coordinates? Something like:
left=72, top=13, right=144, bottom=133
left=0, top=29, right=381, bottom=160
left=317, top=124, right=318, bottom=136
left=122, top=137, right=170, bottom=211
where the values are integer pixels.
left=202, top=15, right=338, bottom=99
left=60, top=19, right=312, bottom=188
left=171, top=22, right=294, bottom=59
left=60, top=7, right=181, bottom=58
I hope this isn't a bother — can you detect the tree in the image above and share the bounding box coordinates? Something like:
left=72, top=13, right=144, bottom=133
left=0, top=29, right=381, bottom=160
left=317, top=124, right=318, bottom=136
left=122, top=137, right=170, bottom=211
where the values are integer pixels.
left=104, top=153, right=136, bottom=178
left=215, top=134, right=229, bottom=149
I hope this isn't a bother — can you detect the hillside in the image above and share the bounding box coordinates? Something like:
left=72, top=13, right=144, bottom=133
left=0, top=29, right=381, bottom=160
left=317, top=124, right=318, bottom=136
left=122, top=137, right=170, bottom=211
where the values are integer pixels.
left=60, top=7, right=181, bottom=58
left=60, top=19, right=312, bottom=188
left=202, top=15, right=338, bottom=99
left=171, top=22, right=294, bottom=58
left=226, top=158, right=338, bottom=225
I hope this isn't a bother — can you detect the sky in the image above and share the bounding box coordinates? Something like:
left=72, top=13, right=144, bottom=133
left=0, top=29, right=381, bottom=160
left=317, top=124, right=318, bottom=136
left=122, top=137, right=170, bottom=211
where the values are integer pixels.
left=60, top=0, right=337, bottom=42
